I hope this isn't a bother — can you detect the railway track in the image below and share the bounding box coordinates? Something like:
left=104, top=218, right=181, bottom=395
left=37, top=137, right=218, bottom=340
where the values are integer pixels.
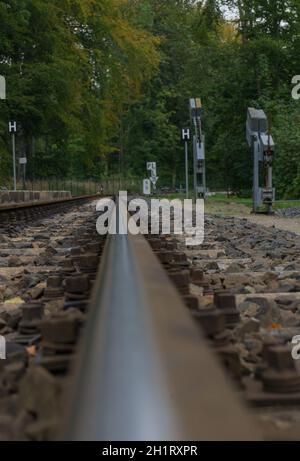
left=64, top=211, right=259, bottom=441
left=0, top=197, right=300, bottom=440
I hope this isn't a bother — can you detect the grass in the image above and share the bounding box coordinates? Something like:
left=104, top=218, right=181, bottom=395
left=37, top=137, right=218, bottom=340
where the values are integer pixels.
left=206, top=194, right=252, bottom=206
left=156, top=192, right=300, bottom=210
left=157, top=192, right=252, bottom=206
left=273, top=200, right=300, bottom=209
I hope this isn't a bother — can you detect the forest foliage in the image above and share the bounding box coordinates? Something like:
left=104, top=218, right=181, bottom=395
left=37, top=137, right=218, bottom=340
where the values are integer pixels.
left=1, top=0, right=300, bottom=197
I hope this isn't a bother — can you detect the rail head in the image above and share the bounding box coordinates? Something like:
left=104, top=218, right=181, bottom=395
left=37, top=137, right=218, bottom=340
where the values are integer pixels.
left=64, top=209, right=261, bottom=441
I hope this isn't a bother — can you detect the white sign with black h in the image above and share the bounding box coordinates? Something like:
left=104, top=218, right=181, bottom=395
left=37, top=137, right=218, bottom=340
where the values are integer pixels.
left=9, top=121, right=17, bottom=133
left=182, top=128, right=190, bottom=141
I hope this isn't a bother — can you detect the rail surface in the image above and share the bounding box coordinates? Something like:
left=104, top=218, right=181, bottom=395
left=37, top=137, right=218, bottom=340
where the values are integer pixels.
left=64, top=208, right=261, bottom=441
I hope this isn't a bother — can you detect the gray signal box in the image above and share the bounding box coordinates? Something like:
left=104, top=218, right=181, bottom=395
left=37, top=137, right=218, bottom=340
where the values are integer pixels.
left=189, top=98, right=206, bottom=199
left=246, top=108, right=275, bottom=214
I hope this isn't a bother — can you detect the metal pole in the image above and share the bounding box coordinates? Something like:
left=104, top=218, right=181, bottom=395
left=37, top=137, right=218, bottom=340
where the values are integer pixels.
left=267, top=165, right=272, bottom=189
left=23, top=163, right=26, bottom=190
left=12, top=133, right=16, bottom=191
left=193, top=136, right=197, bottom=203
left=253, top=140, right=259, bottom=213
left=193, top=119, right=199, bottom=203
left=185, top=141, right=189, bottom=199
left=202, top=135, right=206, bottom=197
left=267, top=164, right=273, bottom=214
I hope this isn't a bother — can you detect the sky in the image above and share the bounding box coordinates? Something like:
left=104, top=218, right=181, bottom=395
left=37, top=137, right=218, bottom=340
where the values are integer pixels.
left=222, top=6, right=238, bottom=20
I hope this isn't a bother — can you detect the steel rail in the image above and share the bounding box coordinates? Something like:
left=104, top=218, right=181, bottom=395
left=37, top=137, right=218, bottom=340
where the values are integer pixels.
left=64, top=208, right=261, bottom=441
left=0, top=194, right=100, bottom=213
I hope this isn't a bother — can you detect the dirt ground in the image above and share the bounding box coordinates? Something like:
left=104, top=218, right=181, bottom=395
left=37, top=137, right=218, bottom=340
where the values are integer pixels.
left=205, top=201, right=300, bottom=235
